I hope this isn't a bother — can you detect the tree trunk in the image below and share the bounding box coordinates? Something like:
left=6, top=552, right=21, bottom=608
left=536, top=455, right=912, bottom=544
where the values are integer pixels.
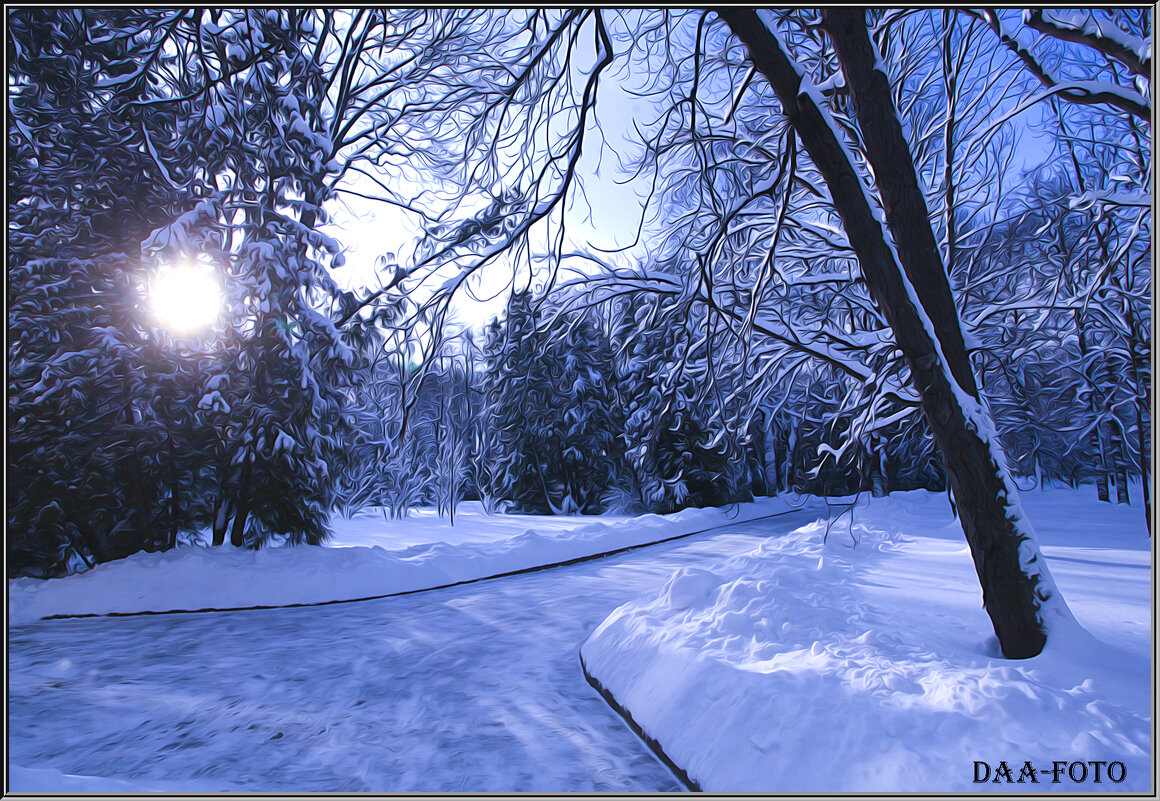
left=1111, top=414, right=1131, bottom=505
left=120, top=380, right=152, bottom=559
left=229, top=456, right=253, bottom=548
left=769, top=417, right=784, bottom=494
left=786, top=424, right=798, bottom=492
left=1117, top=471, right=1131, bottom=505
left=751, top=412, right=772, bottom=496
left=718, top=8, right=1057, bottom=658
left=230, top=504, right=250, bottom=548
left=1098, top=415, right=1117, bottom=504
left=210, top=452, right=234, bottom=546
left=166, top=425, right=181, bottom=550
left=1134, top=398, right=1151, bottom=535
left=1122, top=285, right=1150, bottom=532
left=79, top=525, right=112, bottom=565
left=941, top=9, right=960, bottom=280
left=868, top=436, right=888, bottom=498
left=211, top=495, right=231, bottom=547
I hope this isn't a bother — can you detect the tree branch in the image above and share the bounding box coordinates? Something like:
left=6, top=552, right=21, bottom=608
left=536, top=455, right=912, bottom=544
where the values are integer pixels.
left=1024, top=9, right=1150, bottom=78
left=974, top=8, right=1151, bottom=122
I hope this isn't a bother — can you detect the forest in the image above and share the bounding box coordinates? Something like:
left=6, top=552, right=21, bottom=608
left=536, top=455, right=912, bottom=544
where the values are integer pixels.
left=7, top=8, right=1154, bottom=794
left=7, top=9, right=1150, bottom=655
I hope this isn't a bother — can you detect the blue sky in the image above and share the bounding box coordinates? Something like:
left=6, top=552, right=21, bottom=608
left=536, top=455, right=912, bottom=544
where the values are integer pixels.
left=320, top=9, right=1138, bottom=332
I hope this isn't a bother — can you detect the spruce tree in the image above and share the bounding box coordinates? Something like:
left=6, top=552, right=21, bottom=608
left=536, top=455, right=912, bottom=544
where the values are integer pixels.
left=7, top=9, right=208, bottom=573
left=613, top=294, right=748, bottom=514
left=483, top=292, right=624, bottom=514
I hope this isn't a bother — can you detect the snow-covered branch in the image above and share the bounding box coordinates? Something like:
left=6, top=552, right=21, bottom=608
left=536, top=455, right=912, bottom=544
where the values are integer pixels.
left=1024, top=9, right=1151, bottom=78
left=974, top=8, right=1151, bottom=122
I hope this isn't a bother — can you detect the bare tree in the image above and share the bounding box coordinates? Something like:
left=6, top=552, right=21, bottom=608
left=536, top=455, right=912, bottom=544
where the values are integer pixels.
left=711, top=9, right=1075, bottom=657
left=972, top=9, right=1150, bottom=122
left=314, top=9, right=1147, bottom=656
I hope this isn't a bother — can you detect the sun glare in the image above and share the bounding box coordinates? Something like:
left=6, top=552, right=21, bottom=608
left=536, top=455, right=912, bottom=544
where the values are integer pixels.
left=150, top=262, right=223, bottom=335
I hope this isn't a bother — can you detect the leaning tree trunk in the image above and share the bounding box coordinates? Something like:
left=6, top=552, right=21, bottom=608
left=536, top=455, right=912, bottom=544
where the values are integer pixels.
left=718, top=8, right=1064, bottom=658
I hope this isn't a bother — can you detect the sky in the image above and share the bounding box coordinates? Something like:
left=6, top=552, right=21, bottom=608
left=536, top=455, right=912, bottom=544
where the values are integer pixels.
left=318, top=9, right=1129, bottom=334
left=317, top=10, right=686, bottom=334
left=322, top=77, right=655, bottom=333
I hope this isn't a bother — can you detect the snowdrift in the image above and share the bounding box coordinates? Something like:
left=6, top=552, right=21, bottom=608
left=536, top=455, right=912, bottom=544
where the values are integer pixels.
left=580, top=490, right=1152, bottom=793
left=8, top=497, right=806, bottom=625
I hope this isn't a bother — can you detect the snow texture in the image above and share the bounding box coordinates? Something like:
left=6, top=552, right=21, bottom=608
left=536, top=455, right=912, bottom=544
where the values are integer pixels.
left=1027, top=10, right=1151, bottom=68
left=581, top=488, right=1151, bottom=792
left=8, top=488, right=1149, bottom=794
left=9, top=500, right=832, bottom=793
left=8, top=499, right=801, bottom=625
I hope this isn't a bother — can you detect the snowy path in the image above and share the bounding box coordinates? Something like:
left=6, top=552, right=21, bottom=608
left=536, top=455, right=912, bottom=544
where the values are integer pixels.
left=8, top=511, right=820, bottom=793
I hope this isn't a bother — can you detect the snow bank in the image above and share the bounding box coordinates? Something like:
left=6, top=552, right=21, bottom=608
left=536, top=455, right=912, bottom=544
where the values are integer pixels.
left=581, top=489, right=1152, bottom=793
left=9, top=497, right=807, bottom=625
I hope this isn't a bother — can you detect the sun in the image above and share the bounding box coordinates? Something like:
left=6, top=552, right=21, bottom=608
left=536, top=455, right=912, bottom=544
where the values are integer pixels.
left=150, top=262, right=223, bottom=334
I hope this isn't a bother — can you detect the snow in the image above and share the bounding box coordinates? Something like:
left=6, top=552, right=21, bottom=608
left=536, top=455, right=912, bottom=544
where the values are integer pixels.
left=10, top=503, right=836, bottom=793
left=1047, top=80, right=1150, bottom=112
left=581, top=487, right=1152, bottom=792
left=8, top=488, right=1151, bottom=793
left=1070, top=188, right=1151, bottom=209
left=1026, top=10, right=1151, bottom=70
left=8, top=498, right=807, bottom=625
left=7, top=765, right=226, bottom=794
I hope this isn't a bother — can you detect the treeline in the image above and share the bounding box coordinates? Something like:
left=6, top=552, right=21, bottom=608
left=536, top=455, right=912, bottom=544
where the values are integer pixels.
left=7, top=9, right=1148, bottom=581
left=342, top=213, right=1148, bottom=526
left=339, top=287, right=947, bottom=523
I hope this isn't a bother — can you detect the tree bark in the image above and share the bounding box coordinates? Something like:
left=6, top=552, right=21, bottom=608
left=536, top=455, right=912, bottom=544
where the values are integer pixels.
left=1134, top=396, right=1151, bottom=534
left=79, top=525, right=112, bottom=565
left=229, top=456, right=253, bottom=548
left=717, top=7, right=1053, bottom=658
left=868, top=435, right=888, bottom=498
left=1117, top=470, right=1131, bottom=505
left=229, top=504, right=250, bottom=548
left=786, top=424, right=798, bottom=492
left=166, top=424, right=181, bottom=550
left=211, top=494, right=231, bottom=547
left=772, top=420, right=786, bottom=494
left=120, top=377, right=152, bottom=559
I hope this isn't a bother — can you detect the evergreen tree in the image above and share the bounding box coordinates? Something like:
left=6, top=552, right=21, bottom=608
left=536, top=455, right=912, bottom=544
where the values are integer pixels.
left=9, top=10, right=365, bottom=571
left=483, top=292, right=623, bottom=514
left=613, top=294, right=752, bottom=514
left=166, top=10, right=359, bottom=547
left=7, top=9, right=209, bottom=573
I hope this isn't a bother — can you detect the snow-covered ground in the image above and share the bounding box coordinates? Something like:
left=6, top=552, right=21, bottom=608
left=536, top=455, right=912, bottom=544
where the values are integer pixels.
left=9, top=503, right=828, bottom=793
left=581, top=488, right=1153, bottom=792
left=9, top=498, right=805, bottom=625
left=7, top=487, right=1152, bottom=793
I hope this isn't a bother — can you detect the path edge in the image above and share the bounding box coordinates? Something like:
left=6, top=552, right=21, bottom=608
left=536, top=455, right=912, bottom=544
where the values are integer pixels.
left=580, top=650, right=702, bottom=793
left=31, top=507, right=814, bottom=622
